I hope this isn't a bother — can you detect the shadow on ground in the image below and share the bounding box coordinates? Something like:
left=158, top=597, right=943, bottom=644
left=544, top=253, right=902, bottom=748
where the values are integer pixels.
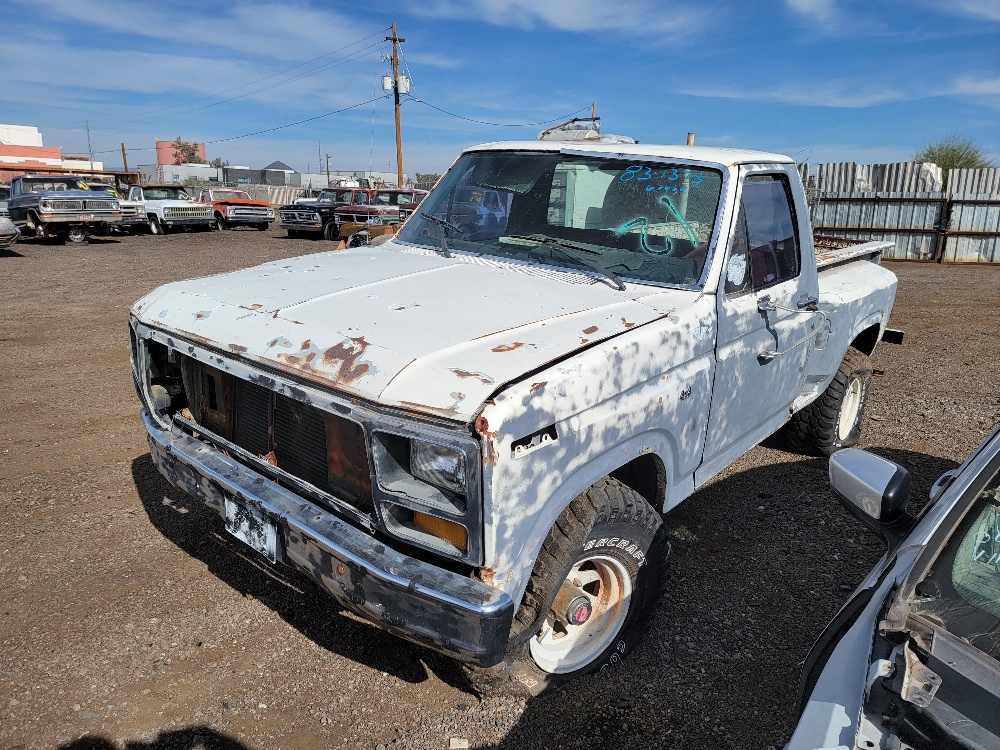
left=130, top=454, right=476, bottom=694
left=59, top=726, right=252, bottom=750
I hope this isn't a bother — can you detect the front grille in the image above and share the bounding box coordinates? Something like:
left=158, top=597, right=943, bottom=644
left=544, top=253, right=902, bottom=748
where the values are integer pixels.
left=83, top=199, right=117, bottom=210
left=280, top=210, right=319, bottom=224
left=229, top=206, right=272, bottom=218
left=164, top=207, right=211, bottom=218
left=181, top=355, right=374, bottom=517
left=337, top=213, right=368, bottom=224
left=48, top=200, right=84, bottom=210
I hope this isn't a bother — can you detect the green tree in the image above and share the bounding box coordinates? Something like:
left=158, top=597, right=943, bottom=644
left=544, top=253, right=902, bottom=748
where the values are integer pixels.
left=209, top=157, right=229, bottom=168
left=414, top=172, right=441, bottom=185
left=914, top=132, right=994, bottom=189
left=171, top=137, right=205, bottom=165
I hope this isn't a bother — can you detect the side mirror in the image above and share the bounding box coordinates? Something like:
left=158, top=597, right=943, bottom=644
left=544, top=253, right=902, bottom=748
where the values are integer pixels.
left=829, top=449, right=914, bottom=548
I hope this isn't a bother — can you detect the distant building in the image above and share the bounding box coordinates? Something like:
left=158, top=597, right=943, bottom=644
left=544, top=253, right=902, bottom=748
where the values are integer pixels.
left=0, top=124, right=103, bottom=176
left=137, top=163, right=222, bottom=184
left=155, top=138, right=207, bottom=166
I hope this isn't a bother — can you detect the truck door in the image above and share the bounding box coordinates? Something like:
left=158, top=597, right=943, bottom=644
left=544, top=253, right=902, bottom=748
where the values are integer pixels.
left=699, top=166, right=820, bottom=481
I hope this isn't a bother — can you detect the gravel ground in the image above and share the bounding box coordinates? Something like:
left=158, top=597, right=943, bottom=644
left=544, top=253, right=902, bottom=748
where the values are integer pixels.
left=1, top=227, right=998, bottom=750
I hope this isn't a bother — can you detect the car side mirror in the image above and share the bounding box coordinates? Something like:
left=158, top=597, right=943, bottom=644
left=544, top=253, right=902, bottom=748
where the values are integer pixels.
left=829, top=449, right=914, bottom=548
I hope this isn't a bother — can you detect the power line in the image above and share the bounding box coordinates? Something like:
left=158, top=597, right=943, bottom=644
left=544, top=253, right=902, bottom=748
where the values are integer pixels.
left=88, top=26, right=392, bottom=129
left=404, top=98, right=591, bottom=127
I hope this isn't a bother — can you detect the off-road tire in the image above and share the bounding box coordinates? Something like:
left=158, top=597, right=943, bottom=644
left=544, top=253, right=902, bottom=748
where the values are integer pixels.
left=149, top=216, right=165, bottom=235
left=784, top=346, right=873, bottom=456
left=485, top=477, right=668, bottom=696
left=323, top=222, right=340, bottom=241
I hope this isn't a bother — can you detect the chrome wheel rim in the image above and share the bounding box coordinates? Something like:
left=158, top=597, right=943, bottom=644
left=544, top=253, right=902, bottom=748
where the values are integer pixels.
left=529, top=555, right=633, bottom=674
left=838, top=377, right=864, bottom=441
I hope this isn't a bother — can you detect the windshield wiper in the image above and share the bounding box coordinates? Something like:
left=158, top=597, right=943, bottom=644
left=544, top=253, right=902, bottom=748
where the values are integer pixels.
left=420, top=213, right=464, bottom=258
left=503, top=234, right=626, bottom=291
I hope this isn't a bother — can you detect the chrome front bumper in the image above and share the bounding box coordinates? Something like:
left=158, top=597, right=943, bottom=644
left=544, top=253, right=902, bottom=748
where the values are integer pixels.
left=142, top=409, right=514, bottom=665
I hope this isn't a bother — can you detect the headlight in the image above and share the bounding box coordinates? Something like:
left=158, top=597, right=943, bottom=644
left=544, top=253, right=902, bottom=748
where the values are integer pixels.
left=163, top=208, right=174, bottom=217
left=371, top=430, right=482, bottom=563
left=226, top=207, right=237, bottom=217
left=111, top=202, right=120, bottom=210
left=40, top=201, right=51, bottom=211
left=410, top=440, right=466, bottom=493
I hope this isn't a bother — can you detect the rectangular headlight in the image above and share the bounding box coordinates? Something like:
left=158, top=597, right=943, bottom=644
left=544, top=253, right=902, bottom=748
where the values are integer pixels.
left=410, top=439, right=466, bottom=494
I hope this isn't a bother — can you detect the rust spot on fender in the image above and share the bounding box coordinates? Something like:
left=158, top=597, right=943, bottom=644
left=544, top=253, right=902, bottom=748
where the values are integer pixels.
left=475, top=415, right=499, bottom=468
left=583, top=325, right=599, bottom=335
left=529, top=381, right=547, bottom=394
left=492, top=342, right=524, bottom=353
left=228, top=344, right=248, bottom=353
left=322, top=337, right=371, bottom=383
left=658, top=396, right=663, bottom=405
left=621, top=317, right=635, bottom=328
left=479, top=567, right=499, bottom=588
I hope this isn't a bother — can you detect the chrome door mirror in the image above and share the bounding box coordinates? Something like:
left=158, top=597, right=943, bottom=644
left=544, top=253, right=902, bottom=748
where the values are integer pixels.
left=829, top=449, right=914, bottom=547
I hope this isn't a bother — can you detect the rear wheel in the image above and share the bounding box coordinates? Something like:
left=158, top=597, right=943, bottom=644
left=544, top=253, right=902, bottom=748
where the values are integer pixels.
left=488, top=478, right=668, bottom=696
left=784, top=346, right=874, bottom=456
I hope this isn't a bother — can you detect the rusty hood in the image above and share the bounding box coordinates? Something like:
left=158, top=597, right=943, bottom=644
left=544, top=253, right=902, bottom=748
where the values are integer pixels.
left=132, top=246, right=696, bottom=422
left=211, top=198, right=271, bottom=208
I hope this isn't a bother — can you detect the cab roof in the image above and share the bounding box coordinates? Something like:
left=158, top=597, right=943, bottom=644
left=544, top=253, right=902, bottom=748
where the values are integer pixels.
left=463, top=140, right=795, bottom=168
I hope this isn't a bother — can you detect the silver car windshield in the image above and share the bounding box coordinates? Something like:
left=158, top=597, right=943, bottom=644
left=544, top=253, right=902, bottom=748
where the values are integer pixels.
left=395, top=151, right=724, bottom=287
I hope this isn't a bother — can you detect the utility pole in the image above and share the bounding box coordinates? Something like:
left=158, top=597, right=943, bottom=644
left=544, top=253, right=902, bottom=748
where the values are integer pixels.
left=86, top=120, right=94, bottom=171
left=386, top=23, right=405, bottom=188
left=317, top=142, right=322, bottom=175
left=326, top=153, right=331, bottom=186
left=121, top=143, right=129, bottom=173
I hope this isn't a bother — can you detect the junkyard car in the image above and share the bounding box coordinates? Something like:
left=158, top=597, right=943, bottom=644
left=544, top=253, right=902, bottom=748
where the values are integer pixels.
left=333, top=188, right=428, bottom=244
left=7, top=174, right=122, bottom=243
left=0, top=215, right=19, bottom=247
left=131, top=140, right=901, bottom=693
left=196, top=188, right=274, bottom=231
left=789, top=427, right=1000, bottom=750
left=278, top=188, right=375, bottom=240
left=126, top=184, right=213, bottom=235
left=86, top=183, right=149, bottom=233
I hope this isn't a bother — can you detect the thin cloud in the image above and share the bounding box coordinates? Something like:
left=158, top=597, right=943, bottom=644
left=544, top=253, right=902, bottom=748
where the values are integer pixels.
left=409, top=0, right=708, bottom=36
left=940, top=0, right=1000, bottom=22
left=785, top=0, right=837, bottom=23
left=682, top=81, right=907, bottom=108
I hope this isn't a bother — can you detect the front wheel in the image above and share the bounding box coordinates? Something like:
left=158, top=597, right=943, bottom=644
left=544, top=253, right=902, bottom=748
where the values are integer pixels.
left=215, top=216, right=228, bottom=231
left=323, top=222, right=340, bottom=241
left=66, top=226, right=89, bottom=244
left=149, top=216, right=165, bottom=235
left=489, top=478, right=668, bottom=696
left=784, top=346, right=874, bottom=456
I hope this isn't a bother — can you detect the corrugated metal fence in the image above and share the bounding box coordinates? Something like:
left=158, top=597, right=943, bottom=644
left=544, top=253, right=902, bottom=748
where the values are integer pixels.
left=806, top=164, right=1000, bottom=263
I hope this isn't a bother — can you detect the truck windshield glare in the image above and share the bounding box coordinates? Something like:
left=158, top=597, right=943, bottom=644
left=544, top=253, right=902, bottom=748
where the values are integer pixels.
left=396, top=151, right=724, bottom=287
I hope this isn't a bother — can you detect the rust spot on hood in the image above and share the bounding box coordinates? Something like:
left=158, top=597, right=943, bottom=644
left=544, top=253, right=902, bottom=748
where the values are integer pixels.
left=228, top=344, right=248, bottom=353
left=582, top=325, right=599, bottom=335
left=621, top=317, right=635, bottom=328
left=322, top=336, right=371, bottom=383
left=450, top=368, right=495, bottom=386
left=492, top=342, right=524, bottom=353
left=301, top=339, right=311, bottom=350
left=529, top=381, right=547, bottom=394
left=250, top=303, right=264, bottom=309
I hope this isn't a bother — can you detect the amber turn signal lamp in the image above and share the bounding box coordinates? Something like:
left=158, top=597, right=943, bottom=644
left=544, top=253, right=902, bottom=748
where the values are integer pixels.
left=413, top=511, right=468, bottom=552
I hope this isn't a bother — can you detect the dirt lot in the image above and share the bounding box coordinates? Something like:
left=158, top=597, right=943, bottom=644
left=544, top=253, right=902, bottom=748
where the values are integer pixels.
left=1, top=227, right=998, bottom=750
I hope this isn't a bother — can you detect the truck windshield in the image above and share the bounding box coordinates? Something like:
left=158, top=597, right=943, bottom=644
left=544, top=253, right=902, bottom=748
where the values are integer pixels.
left=395, top=151, right=724, bottom=287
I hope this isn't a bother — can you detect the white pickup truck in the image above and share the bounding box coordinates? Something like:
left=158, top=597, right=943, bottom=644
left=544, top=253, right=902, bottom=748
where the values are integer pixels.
left=129, top=141, right=900, bottom=693
left=126, top=184, right=213, bottom=235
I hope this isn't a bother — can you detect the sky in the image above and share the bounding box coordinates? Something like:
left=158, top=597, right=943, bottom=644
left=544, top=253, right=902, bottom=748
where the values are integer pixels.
left=1, top=0, right=997, bottom=178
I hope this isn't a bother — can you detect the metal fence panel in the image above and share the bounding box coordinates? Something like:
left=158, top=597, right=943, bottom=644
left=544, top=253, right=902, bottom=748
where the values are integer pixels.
left=947, top=167, right=1000, bottom=198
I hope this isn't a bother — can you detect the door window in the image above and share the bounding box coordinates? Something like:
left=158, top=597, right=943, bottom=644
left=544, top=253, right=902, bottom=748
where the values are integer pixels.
left=725, top=174, right=801, bottom=295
